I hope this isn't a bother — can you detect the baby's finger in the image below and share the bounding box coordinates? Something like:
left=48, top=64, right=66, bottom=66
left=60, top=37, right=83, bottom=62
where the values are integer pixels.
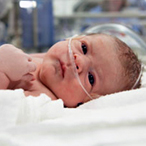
left=28, top=62, right=36, bottom=72
left=21, top=73, right=35, bottom=82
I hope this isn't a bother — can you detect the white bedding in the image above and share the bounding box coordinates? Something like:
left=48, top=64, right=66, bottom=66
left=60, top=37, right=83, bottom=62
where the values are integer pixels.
left=0, top=71, right=146, bottom=146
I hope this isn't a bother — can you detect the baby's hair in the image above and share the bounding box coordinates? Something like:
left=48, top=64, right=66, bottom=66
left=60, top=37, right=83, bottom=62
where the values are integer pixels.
left=113, top=36, right=142, bottom=90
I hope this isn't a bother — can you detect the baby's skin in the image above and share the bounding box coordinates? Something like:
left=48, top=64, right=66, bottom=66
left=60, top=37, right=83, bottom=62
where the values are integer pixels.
left=0, top=34, right=135, bottom=107
left=0, top=44, right=57, bottom=100
left=0, top=44, right=36, bottom=89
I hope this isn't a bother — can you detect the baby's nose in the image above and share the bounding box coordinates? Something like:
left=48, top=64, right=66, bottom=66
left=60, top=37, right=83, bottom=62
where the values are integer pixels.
left=74, top=54, right=83, bottom=74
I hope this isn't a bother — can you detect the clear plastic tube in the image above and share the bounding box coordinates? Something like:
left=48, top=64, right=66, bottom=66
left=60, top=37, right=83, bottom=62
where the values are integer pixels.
left=131, top=64, right=144, bottom=89
left=68, top=37, right=93, bottom=100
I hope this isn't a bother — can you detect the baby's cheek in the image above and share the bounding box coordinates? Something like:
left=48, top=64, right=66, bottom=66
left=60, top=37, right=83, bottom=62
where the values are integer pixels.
left=69, top=79, right=85, bottom=96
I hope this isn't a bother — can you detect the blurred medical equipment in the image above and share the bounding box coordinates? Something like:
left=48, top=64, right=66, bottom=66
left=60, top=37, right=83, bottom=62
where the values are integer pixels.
left=19, top=0, right=54, bottom=51
left=0, top=0, right=12, bottom=45
left=139, top=0, right=146, bottom=10
left=0, top=0, right=12, bottom=19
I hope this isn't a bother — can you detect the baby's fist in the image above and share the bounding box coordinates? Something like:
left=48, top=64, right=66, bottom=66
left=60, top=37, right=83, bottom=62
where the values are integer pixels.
left=0, top=44, right=36, bottom=81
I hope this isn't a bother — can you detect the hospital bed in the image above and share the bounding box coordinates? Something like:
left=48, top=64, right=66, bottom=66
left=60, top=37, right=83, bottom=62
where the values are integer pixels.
left=0, top=23, right=146, bottom=146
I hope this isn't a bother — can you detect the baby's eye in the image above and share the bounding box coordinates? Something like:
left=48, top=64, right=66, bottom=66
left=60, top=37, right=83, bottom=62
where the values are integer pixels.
left=81, top=43, right=87, bottom=54
left=88, top=72, right=94, bottom=86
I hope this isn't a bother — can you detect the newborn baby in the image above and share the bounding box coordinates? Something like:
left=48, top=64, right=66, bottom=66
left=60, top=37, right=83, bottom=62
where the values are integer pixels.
left=0, top=33, right=141, bottom=107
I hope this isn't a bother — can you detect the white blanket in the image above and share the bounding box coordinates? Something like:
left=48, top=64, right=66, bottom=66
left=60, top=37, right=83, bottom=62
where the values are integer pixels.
left=0, top=87, right=146, bottom=146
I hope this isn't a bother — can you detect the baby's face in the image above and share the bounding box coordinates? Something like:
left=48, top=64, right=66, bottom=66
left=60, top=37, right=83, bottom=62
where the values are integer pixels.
left=39, top=34, right=124, bottom=107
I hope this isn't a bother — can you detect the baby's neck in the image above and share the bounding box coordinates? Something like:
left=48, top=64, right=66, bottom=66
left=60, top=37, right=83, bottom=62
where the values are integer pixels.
left=32, top=56, right=43, bottom=79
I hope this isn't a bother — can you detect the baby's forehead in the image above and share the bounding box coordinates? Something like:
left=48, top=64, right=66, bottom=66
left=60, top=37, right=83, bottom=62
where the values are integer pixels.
left=88, top=34, right=116, bottom=45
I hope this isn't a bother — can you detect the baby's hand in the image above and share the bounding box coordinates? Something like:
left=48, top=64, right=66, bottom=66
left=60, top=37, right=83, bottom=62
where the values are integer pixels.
left=0, top=44, right=36, bottom=82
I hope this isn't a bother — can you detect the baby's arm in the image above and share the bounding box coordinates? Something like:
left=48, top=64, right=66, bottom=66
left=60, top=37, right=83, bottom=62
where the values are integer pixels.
left=0, top=44, right=36, bottom=89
